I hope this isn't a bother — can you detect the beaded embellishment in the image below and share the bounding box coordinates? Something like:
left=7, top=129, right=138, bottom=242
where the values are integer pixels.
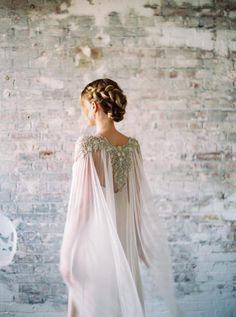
left=74, top=135, right=141, bottom=192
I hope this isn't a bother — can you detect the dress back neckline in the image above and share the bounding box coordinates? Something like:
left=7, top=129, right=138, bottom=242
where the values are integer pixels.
left=95, top=134, right=131, bottom=148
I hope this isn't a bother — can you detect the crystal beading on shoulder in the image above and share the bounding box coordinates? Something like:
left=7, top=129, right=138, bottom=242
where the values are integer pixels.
left=74, top=135, right=141, bottom=192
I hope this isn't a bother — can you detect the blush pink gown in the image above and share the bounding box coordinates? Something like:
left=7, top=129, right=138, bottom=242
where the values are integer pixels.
left=59, top=134, right=185, bottom=317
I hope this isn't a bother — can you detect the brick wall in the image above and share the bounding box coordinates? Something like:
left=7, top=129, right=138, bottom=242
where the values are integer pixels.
left=0, top=0, right=236, bottom=316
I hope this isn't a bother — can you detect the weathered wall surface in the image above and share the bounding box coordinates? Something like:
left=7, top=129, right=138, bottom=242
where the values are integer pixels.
left=0, top=0, right=236, bottom=316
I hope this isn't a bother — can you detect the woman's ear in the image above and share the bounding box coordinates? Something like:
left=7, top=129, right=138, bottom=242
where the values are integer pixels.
left=92, top=101, right=99, bottom=112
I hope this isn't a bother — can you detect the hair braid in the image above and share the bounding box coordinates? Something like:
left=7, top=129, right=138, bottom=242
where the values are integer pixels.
left=80, top=78, right=127, bottom=122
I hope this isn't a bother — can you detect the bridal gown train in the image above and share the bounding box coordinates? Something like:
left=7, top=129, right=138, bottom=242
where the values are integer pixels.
left=59, top=134, right=186, bottom=317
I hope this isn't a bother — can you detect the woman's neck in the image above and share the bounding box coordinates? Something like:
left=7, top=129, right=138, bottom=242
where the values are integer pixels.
left=95, top=119, right=117, bottom=136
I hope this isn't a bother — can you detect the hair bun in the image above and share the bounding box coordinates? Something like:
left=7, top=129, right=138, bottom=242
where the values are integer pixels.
left=108, top=103, right=126, bottom=122
left=81, top=78, right=127, bottom=122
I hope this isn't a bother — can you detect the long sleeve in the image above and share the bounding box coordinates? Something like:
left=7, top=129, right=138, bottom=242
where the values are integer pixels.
left=132, top=148, right=151, bottom=268
left=59, top=139, right=93, bottom=264
left=132, top=146, right=186, bottom=317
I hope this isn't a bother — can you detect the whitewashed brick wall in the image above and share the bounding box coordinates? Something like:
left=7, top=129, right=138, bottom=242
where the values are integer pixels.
left=0, top=1, right=236, bottom=316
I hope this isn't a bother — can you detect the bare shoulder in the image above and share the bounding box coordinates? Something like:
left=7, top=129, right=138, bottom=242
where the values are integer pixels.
left=116, top=132, right=130, bottom=143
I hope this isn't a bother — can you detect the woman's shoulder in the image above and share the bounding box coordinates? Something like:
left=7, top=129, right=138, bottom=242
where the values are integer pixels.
left=127, top=136, right=140, bottom=149
left=75, top=134, right=106, bottom=149
left=74, top=135, right=103, bottom=158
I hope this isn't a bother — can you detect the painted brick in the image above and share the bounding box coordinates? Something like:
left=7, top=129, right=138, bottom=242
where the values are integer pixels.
left=0, top=1, right=236, bottom=317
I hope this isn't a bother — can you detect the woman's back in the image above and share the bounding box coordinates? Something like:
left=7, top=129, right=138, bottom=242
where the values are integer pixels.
left=74, top=134, right=141, bottom=193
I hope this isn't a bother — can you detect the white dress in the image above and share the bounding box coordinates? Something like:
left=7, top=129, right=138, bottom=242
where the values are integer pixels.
left=59, top=134, right=186, bottom=317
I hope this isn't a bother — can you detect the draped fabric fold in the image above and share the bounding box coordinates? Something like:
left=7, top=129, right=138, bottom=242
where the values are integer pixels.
left=59, top=135, right=186, bottom=317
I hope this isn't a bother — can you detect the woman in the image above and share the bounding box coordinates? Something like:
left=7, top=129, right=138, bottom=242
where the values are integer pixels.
left=59, top=78, right=185, bottom=317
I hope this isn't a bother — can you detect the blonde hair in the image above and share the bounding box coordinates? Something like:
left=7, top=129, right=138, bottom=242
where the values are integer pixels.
left=80, top=78, right=127, bottom=122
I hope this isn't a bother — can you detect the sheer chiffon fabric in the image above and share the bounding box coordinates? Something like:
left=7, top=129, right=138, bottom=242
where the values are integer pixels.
left=59, top=135, right=185, bottom=317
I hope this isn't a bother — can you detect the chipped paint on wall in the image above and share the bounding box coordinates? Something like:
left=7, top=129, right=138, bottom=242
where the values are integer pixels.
left=49, top=0, right=154, bottom=26
left=174, top=0, right=213, bottom=6
left=46, top=1, right=224, bottom=53
left=73, top=46, right=102, bottom=67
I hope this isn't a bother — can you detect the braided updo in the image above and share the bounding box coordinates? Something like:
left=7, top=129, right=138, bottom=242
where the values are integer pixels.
left=80, top=78, right=127, bottom=122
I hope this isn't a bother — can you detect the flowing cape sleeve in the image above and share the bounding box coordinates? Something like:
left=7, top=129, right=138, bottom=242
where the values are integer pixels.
left=59, top=136, right=146, bottom=317
left=132, top=147, right=186, bottom=317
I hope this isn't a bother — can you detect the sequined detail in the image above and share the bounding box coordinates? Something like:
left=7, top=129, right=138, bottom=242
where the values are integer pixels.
left=74, top=135, right=141, bottom=192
